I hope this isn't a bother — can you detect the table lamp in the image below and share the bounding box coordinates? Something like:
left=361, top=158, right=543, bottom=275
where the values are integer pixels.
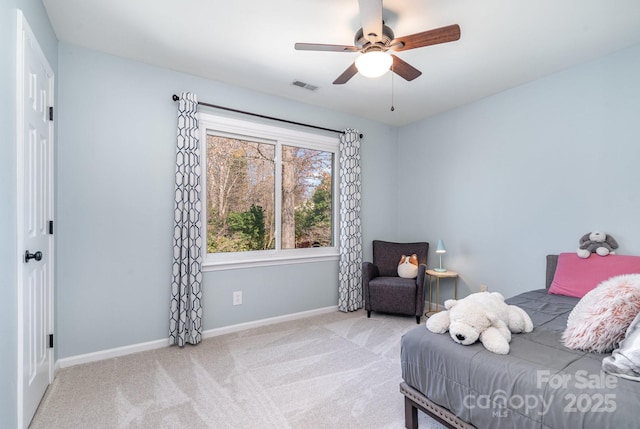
left=434, top=239, right=447, bottom=272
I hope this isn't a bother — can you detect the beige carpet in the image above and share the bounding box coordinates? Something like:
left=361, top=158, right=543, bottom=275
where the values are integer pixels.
left=30, top=310, right=446, bottom=429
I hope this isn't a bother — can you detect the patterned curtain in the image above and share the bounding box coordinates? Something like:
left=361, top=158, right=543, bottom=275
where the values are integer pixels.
left=338, top=129, right=363, bottom=312
left=169, top=92, right=203, bottom=346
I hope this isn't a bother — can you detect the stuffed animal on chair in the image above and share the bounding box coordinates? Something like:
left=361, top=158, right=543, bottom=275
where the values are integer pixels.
left=397, top=254, right=419, bottom=279
left=426, top=292, right=533, bottom=354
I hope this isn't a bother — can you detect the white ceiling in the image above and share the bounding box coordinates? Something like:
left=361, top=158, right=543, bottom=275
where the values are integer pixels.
left=43, top=0, right=640, bottom=126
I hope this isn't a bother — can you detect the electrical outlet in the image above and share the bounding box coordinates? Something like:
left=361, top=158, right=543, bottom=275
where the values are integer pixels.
left=233, top=291, right=242, bottom=306
left=480, top=284, right=488, bottom=292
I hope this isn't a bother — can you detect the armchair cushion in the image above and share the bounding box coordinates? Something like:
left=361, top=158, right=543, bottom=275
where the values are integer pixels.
left=368, top=277, right=423, bottom=315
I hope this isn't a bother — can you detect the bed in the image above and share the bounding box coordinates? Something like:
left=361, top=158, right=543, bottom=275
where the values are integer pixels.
left=400, top=254, right=640, bottom=429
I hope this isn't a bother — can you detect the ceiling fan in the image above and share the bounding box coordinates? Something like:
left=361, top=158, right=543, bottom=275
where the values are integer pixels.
left=294, top=0, right=461, bottom=84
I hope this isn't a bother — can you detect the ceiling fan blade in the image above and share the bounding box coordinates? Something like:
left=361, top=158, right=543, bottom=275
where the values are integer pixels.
left=333, top=62, right=359, bottom=85
left=295, top=43, right=359, bottom=52
left=358, top=0, right=383, bottom=43
left=391, top=55, right=422, bottom=81
left=392, top=24, right=461, bottom=52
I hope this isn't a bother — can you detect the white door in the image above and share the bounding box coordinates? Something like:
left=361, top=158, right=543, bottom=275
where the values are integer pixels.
left=16, top=10, right=54, bottom=429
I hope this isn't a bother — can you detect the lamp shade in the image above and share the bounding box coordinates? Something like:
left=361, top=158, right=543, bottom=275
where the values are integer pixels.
left=355, top=51, right=392, bottom=78
left=436, top=239, right=447, bottom=254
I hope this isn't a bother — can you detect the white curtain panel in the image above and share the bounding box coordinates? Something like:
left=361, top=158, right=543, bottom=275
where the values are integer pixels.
left=338, top=129, right=363, bottom=312
left=169, top=92, right=203, bottom=346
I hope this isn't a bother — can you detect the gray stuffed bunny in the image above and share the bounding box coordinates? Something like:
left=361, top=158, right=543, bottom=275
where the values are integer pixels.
left=577, top=231, right=619, bottom=258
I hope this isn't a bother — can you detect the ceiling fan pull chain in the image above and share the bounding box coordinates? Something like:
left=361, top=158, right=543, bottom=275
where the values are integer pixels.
left=390, top=64, right=395, bottom=112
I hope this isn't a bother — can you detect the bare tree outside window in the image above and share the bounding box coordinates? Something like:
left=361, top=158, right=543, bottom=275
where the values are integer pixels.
left=206, top=136, right=275, bottom=252
left=206, top=135, right=334, bottom=253
left=282, top=145, right=333, bottom=249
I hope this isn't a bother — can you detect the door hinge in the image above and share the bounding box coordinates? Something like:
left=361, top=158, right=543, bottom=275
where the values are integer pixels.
left=48, top=220, right=54, bottom=235
left=49, top=106, right=54, bottom=121
left=49, top=334, right=54, bottom=348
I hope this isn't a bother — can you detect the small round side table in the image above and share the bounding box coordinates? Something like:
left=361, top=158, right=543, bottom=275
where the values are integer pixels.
left=425, top=269, right=459, bottom=316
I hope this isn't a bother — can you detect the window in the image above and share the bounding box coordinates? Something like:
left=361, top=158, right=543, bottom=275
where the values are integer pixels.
left=200, top=113, right=340, bottom=270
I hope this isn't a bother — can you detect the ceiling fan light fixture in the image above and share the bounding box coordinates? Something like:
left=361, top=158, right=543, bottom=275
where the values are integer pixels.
left=355, top=51, right=392, bottom=78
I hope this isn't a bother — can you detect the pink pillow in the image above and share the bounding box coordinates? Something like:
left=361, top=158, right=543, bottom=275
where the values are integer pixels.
left=549, top=253, right=640, bottom=298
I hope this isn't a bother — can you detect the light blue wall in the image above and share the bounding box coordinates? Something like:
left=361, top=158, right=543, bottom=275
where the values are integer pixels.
left=1, top=1, right=57, bottom=426
left=56, top=43, right=397, bottom=358
left=397, top=43, right=640, bottom=303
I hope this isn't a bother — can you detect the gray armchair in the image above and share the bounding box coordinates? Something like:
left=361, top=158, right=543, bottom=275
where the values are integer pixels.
left=363, top=240, right=429, bottom=324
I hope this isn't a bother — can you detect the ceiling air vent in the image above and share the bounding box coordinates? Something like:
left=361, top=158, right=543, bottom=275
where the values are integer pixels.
left=292, top=80, right=318, bottom=91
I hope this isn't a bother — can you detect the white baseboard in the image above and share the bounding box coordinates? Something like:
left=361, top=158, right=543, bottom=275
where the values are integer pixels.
left=56, top=337, right=170, bottom=369
left=56, top=305, right=338, bottom=369
left=425, top=300, right=439, bottom=312
left=202, top=305, right=338, bottom=339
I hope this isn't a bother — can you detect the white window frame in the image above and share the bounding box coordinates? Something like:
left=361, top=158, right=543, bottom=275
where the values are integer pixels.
left=199, top=112, right=340, bottom=271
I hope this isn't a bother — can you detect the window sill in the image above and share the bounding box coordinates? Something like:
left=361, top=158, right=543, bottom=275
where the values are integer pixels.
left=202, top=251, right=340, bottom=272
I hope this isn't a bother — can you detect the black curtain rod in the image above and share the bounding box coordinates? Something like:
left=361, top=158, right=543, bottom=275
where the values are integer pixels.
left=172, top=94, right=363, bottom=139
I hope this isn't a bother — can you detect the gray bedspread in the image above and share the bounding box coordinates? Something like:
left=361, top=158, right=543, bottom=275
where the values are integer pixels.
left=401, top=289, right=640, bottom=429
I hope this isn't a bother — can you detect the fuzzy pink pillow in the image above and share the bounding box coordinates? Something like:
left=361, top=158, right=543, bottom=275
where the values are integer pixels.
left=549, top=253, right=640, bottom=298
left=563, top=274, right=640, bottom=353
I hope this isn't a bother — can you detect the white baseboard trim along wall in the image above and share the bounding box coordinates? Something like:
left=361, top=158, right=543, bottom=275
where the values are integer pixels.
left=425, top=300, right=439, bottom=313
left=56, top=306, right=338, bottom=370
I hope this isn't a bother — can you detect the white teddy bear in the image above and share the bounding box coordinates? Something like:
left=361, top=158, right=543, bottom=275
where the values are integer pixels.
left=426, top=292, right=534, bottom=355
